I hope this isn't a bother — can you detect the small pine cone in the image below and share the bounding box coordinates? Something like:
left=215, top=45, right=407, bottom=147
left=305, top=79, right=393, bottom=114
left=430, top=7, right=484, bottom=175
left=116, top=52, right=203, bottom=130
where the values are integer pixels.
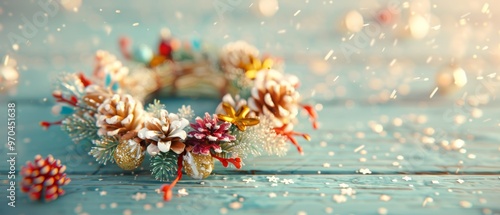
left=20, top=155, right=71, bottom=202
left=82, top=85, right=114, bottom=109
left=215, top=93, right=248, bottom=115
left=96, top=94, right=144, bottom=137
left=138, top=109, right=189, bottom=156
left=220, top=41, right=260, bottom=72
left=113, top=139, right=145, bottom=170
left=94, top=50, right=129, bottom=81
left=248, top=69, right=300, bottom=128
left=182, top=151, right=214, bottom=179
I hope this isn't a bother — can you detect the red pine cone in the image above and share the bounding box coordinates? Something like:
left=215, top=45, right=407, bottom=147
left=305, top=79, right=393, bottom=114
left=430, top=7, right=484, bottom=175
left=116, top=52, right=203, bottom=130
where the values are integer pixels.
left=20, top=155, right=71, bottom=202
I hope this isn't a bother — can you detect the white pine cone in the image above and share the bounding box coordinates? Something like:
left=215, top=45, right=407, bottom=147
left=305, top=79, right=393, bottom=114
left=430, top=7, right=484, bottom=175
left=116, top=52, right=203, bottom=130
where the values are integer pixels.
left=138, top=110, right=189, bottom=156
left=94, top=50, right=129, bottom=81
left=82, top=85, right=114, bottom=109
left=248, top=69, right=300, bottom=128
left=96, top=94, right=144, bottom=137
left=215, top=93, right=248, bottom=115
left=220, top=41, right=259, bottom=72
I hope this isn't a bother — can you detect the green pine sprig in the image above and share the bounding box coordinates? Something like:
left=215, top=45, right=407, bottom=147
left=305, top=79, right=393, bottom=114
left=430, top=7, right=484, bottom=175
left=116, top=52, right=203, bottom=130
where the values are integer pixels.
left=89, top=136, right=119, bottom=165
left=61, top=112, right=99, bottom=143
left=150, top=151, right=179, bottom=181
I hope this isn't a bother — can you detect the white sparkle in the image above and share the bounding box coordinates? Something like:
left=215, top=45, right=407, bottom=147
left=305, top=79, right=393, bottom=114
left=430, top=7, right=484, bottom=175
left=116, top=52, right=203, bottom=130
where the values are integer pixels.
left=131, top=192, right=146, bottom=201
left=354, top=145, right=365, bottom=153
left=243, top=178, right=256, bottom=183
left=266, top=176, right=280, bottom=183
left=430, top=87, right=438, bottom=98
left=422, top=197, right=433, bottom=207
left=358, top=168, right=372, bottom=174
left=380, top=195, right=391, bottom=201
left=280, top=179, right=294, bottom=185
left=324, top=50, right=334, bottom=60
left=402, top=176, right=412, bottom=181
left=333, top=195, right=347, bottom=203
left=457, top=179, right=464, bottom=184
left=269, top=192, right=277, bottom=198
left=340, top=188, right=355, bottom=196
left=339, top=183, right=349, bottom=188
left=178, top=188, right=189, bottom=196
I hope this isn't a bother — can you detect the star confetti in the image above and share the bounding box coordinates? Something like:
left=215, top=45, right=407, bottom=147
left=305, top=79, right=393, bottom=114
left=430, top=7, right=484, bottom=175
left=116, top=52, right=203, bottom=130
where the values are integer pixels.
left=266, top=176, right=280, bottom=183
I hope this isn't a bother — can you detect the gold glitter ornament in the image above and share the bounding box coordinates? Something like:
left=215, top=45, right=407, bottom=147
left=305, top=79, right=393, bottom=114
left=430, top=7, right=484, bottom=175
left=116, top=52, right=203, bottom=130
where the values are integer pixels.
left=182, top=152, right=214, bottom=179
left=113, top=139, right=145, bottom=170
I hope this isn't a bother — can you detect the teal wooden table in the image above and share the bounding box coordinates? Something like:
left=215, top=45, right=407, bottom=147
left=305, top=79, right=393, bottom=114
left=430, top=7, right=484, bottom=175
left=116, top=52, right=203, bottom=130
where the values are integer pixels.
left=1, top=0, right=500, bottom=214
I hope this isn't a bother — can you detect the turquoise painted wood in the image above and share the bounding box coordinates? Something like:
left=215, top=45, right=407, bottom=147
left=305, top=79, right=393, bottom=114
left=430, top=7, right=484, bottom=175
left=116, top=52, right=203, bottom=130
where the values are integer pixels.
left=1, top=0, right=500, bottom=214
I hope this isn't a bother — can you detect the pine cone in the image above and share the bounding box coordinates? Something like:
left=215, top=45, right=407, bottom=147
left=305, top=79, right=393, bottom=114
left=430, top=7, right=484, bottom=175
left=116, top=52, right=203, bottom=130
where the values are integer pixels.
left=138, top=109, right=189, bottom=156
left=220, top=41, right=259, bottom=72
left=248, top=69, right=300, bottom=128
left=93, top=50, right=129, bottom=81
left=82, top=85, right=114, bottom=109
left=215, top=93, right=248, bottom=115
left=96, top=94, right=144, bottom=137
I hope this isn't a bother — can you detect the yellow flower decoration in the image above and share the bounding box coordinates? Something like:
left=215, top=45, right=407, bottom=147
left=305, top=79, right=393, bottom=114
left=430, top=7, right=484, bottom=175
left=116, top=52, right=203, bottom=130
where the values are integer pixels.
left=217, top=102, right=260, bottom=131
left=243, top=57, right=274, bottom=80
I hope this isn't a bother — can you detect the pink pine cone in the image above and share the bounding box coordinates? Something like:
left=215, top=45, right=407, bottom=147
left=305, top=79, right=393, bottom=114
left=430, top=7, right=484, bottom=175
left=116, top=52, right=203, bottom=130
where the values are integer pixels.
left=187, top=113, right=235, bottom=155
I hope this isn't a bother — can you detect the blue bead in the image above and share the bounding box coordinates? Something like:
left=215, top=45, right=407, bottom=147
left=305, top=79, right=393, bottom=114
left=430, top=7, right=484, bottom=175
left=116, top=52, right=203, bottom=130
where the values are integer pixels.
left=191, top=39, right=201, bottom=51
left=60, top=105, right=75, bottom=115
left=104, top=73, right=112, bottom=88
left=132, top=45, right=153, bottom=63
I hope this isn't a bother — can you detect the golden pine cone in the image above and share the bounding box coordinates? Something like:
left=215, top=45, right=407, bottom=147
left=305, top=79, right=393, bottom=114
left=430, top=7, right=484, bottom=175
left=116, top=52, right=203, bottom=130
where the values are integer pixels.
left=96, top=94, right=144, bottom=137
left=248, top=70, right=300, bottom=128
left=182, top=152, right=214, bottom=179
left=114, top=139, right=145, bottom=170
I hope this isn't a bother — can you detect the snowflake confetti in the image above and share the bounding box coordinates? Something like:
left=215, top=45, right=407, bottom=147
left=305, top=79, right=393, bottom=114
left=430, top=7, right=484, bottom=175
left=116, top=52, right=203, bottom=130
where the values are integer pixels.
left=402, top=176, right=412, bottom=181
left=243, top=178, right=256, bottom=183
left=266, top=176, right=280, bottom=183
left=358, top=168, right=372, bottom=174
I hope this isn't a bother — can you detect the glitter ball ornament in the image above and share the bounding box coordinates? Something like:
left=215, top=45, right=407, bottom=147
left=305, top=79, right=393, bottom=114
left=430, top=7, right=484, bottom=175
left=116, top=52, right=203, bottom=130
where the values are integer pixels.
left=182, top=152, right=214, bottom=179
left=113, top=139, right=145, bottom=170
left=20, top=155, right=71, bottom=202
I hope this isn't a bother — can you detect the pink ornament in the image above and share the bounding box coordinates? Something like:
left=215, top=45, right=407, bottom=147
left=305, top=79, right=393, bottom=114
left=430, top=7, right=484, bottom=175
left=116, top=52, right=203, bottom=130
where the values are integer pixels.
left=20, top=155, right=71, bottom=202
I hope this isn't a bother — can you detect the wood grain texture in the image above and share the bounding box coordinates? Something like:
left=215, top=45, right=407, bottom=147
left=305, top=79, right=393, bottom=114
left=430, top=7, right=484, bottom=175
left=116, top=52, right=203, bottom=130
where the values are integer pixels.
left=1, top=1, right=500, bottom=214
left=1, top=101, right=499, bottom=215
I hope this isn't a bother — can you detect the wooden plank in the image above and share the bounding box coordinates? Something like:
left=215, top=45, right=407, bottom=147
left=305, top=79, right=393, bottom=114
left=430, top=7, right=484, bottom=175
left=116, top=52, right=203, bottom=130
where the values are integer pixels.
left=3, top=174, right=499, bottom=214
left=1, top=103, right=499, bottom=175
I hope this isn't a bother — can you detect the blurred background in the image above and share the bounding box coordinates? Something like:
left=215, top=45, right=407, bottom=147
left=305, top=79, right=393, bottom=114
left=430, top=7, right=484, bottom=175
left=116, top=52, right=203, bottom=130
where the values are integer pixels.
left=0, top=0, right=499, bottom=118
